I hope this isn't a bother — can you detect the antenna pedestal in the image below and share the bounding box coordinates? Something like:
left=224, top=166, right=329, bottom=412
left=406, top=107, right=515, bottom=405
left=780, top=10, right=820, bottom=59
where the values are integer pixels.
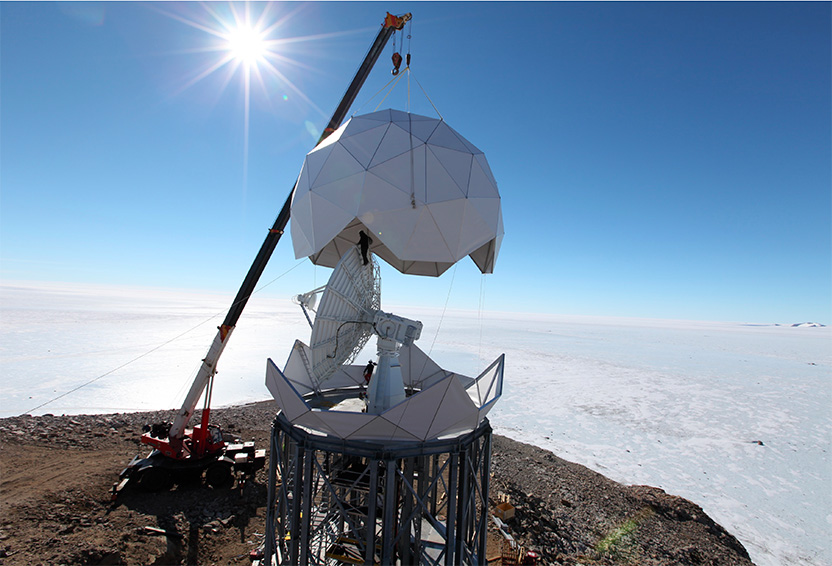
left=367, top=338, right=406, bottom=414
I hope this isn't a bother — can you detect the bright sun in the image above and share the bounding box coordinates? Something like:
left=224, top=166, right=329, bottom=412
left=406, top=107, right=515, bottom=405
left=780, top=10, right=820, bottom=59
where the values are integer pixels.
left=159, top=2, right=331, bottom=175
left=225, top=24, right=267, bottom=67
left=162, top=3, right=328, bottom=118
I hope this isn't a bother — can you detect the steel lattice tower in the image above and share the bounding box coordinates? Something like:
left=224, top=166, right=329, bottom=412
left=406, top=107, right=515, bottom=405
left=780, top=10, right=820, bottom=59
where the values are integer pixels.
left=264, top=411, right=493, bottom=565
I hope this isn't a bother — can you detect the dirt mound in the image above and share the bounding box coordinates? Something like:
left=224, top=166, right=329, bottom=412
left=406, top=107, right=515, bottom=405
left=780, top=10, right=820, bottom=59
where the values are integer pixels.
left=0, top=402, right=753, bottom=565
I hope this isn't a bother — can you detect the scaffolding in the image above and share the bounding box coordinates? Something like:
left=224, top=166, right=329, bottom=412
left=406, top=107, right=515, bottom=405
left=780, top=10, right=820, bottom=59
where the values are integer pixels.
left=264, top=412, right=493, bottom=565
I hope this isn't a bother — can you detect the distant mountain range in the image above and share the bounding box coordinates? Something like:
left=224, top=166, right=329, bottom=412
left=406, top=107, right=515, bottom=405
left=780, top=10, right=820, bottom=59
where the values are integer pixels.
left=742, top=322, right=827, bottom=327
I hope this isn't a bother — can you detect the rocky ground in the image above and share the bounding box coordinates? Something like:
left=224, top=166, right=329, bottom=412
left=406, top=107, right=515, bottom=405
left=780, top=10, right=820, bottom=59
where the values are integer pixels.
left=0, top=401, right=754, bottom=565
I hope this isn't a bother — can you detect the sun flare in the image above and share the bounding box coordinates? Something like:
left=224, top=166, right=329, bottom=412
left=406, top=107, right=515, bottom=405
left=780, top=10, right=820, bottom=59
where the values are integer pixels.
left=155, top=2, right=344, bottom=183
left=158, top=3, right=338, bottom=122
left=225, top=24, right=267, bottom=67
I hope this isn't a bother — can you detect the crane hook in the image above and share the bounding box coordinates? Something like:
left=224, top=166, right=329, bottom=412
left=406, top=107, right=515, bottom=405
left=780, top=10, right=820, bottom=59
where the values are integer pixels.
left=391, top=52, right=403, bottom=75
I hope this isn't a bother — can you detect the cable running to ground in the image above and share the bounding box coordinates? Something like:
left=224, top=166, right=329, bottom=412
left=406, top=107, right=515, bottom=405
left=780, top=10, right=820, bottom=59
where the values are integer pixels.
left=478, top=274, right=487, bottom=374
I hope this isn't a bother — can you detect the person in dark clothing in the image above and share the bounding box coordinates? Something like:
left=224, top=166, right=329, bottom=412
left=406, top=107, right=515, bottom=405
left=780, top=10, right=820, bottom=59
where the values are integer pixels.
left=358, top=230, right=373, bottom=265
left=363, top=360, right=376, bottom=384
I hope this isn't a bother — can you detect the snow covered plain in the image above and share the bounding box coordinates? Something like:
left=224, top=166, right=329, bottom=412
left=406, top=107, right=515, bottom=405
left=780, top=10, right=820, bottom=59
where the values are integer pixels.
left=1, top=281, right=829, bottom=566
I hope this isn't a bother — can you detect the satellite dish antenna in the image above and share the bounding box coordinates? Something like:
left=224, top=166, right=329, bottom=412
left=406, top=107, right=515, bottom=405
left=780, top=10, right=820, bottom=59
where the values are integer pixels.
left=303, top=246, right=379, bottom=393
left=298, top=246, right=423, bottom=412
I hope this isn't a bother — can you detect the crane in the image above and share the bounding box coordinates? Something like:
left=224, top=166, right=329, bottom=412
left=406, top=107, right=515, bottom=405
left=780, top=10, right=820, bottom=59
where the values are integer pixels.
left=113, top=11, right=412, bottom=496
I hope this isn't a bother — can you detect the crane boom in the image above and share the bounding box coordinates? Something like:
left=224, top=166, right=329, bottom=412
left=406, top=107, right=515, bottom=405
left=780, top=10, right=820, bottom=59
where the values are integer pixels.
left=167, top=12, right=412, bottom=448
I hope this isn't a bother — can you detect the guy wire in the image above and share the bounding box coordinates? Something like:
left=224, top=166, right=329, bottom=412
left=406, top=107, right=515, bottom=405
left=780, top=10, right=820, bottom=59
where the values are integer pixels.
left=21, top=259, right=307, bottom=416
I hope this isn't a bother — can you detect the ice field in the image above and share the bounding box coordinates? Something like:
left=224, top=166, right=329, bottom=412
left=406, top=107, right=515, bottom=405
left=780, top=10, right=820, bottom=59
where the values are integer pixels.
left=1, top=281, right=829, bottom=566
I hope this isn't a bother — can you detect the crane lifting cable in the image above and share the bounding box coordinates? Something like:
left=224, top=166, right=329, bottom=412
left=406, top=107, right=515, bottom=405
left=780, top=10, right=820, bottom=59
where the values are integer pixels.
left=359, top=64, right=444, bottom=121
left=389, top=11, right=411, bottom=74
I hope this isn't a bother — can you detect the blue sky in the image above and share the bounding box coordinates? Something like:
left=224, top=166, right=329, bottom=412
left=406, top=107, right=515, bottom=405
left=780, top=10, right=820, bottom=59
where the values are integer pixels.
left=2, top=2, right=829, bottom=324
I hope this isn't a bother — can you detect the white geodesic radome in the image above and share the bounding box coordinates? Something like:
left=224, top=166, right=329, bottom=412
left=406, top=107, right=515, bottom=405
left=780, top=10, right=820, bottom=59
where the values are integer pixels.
left=290, top=109, right=504, bottom=277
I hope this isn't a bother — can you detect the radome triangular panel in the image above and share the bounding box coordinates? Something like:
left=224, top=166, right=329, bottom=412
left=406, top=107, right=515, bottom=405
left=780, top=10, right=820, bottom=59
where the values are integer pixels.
left=425, top=377, right=478, bottom=439
left=369, top=123, right=417, bottom=168
left=318, top=411, right=375, bottom=438
left=399, top=343, right=443, bottom=387
left=429, top=145, right=473, bottom=196
left=306, top=126, right=343, bottom=158
left=313, top=143, right=367, bottom=188
left=340, top=123, right=389, bottom=169
left=361, top=204, right=420, bottom=258
left=356, top=109, right=393, bottom=123
left=266, top=360, right=311, bottom=422
left=293, top=411, right=336, bottom=436
left=358, top=172, right=413, bottom=216
left=388, top=108, right=410, bottom=123
left=342, top=114, right=388, bottom=138
left=293, top=160, right=311, bottom=198
left=423, top=198, right=468, bottom=257
left=304, top=143, right=335, bottom=187
left=425, top=148, right=467, bottom=203
left=307, top=191, right=354, bottom=254
left=467, top=197, right=502, bottom=234
left=457, top=200, right=496, bottom=257
left=283, top=341, right=315, bottom=395
left=427, top=121, right=470, bottom=152
left=311, top=172, right=365, bottom=217
left=473, top=153, right=498, bottom=189
left=408, top=115, right=442, bottom=143
left=367, top=145, right=427, bottom=204
left=395, top=377, right=453, bottom=440
left=290, top=192, right=316, bottom=258
left=445, top=122, right=482, bottom=154
left=435, top=410, right=479, bottom=439
left=379, top=399, right=409, bottom=431
left=347, top=415, right=411, bottom=442
left=403, top=206, right=456, bottom=262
